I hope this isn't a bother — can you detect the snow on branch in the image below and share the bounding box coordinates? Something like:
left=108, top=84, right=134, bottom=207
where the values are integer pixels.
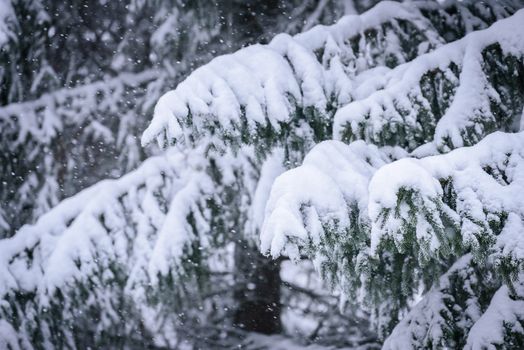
left=0, top=147, right=235, bottom=347
left=263, top=130, right=524, bottom=260
left=142, top=1, right=448, bottom=149
left=0, top=150, right=181, bottom=298
left=260, top=140, right=405, bottom=261
left=334, top=10, right=524, bottom=152
left=369, top=132, right=524, bottom=261
left=0, top=70, right=160, bottom=237
left=142, top=0, right=522, bottom=151
left=0, top=140, right=287, bottom=347
left=0, top=69, right=159, bottom=146
left=261, top=131, right=524, bottom=329
left=383, top=256, right=524, bottom=349
left=382, top=254, right=489, bottom=349
left=465, top=272, right=524, bottom=350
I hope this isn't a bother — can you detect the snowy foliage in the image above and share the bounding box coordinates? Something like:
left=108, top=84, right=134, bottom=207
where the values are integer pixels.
left=0, top=70, right=161, bottom=237
left=383, top=254, right=524, bottom=350
left=139, top=0, right=524, bottom=294
left=143, top=0, right=523, bottom=150
left=259, top=8, right=524, bottom=347
left=142, top=0, right=450, bottom=149
left=1, top=0, right=382, bottom=241
left=2, top=0, right=524, bottom=348
left=263, top=131, right=524, bottom=334
left=0, top=147, right=249, bottom=348
left=334, top=10, right=524, bottom=152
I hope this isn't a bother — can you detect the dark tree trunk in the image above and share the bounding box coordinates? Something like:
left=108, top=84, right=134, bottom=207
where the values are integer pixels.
left=233, top=240, right=282, bottom=334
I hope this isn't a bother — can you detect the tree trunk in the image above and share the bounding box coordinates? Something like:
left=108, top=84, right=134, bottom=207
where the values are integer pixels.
left=233, top=240, right=282, bottom=334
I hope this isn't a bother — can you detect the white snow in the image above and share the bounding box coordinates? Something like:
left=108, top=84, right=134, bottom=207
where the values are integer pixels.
left=261, top=140, right=403, bottom=260
left=261, top=131, right=524, bottom=300
left=3, top=1, right=524, bottom=348
left=249, top=149, right=286, bottom=237
left=465, top=276, right=524, bottom=350
left=333, top=9, right=524, bottom=150
left=382, top=255, right=478, bottom=350
left=0, top=149, right=186, bottom=297
left=141, top=1, right=444, bottom=148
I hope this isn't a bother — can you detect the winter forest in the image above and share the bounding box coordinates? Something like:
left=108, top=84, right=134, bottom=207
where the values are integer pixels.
left=1, top=0, right=524, bottom=349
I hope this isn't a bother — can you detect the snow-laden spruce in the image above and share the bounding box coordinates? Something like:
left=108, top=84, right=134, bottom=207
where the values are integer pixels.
left=260, top=139, right=406, bottom=260
left=263, top=131, right=524, bottom=344
left=2, top=0, right=524, bottom=348
left=263, top=130, right=524, bottom=272
left=143, top=0, right=520, bottom=150
left=0, top=146, right=247, bottom=348
left=334, top=9, right=524, bottom=152
left=140, top=1, right=524, bottom=310
left=142, top=0, right=440, bottom=149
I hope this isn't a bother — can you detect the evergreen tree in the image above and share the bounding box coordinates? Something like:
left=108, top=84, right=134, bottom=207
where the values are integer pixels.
left=1, top=0, right=524, bottom=348
left=1, top=0, right=366, bottom=238
left=260, top=6, right=524, bottom=348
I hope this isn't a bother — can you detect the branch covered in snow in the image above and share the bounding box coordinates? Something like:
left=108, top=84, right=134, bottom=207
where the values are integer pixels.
left=382, top=254, right=492, bottom=349
left=142, top=0, right=522, bottom=152
left=261, top=131, right=524, bottom=339
left=0, top=147, right=242, bottom=347
left=142, top=1, right=449, bottom=149
left=0, top=70, right=160, bottom=238
left=334, top=10, right=524, bottom=152
left=383, top=256, right=524, bottom=350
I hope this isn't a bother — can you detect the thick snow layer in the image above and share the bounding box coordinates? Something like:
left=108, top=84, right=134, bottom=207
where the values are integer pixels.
left=0, top=139, right=269, bottom=301
left=249, top=149, right=286, bottom=236
left=261, top=131, right=524, bottom=301
left=142, top=0, right=523, bottom=151
left=0, top=319, right=19, bottom=350
left=371, top=131, right=524, bottom=255
left=269, top=130, right=524, bottom=255
left=141, top=1, right=443, bottom=148
left=261, top=130, right=524, bottom=347
left=334, top=9, right=524, bottom=150
left=0, top=144, right=258, bottom=349
left=0, top=149, right=190, bottom=297
left=261, top=140, right=405, bottom=260
left=493, top=213, right=524, bottom=264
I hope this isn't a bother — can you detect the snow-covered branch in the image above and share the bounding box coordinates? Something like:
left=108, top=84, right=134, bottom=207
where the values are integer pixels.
left=261, top=131, right=524, bottom=338
left=142, top=1, right=451, bottom=149
left=334, top=10, right=524, bottom=151
left=0, top=70, right=161, bottom=237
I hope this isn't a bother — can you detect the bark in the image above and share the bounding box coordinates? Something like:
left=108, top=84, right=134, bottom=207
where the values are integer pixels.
left=233, top=240, right=282, bottom=334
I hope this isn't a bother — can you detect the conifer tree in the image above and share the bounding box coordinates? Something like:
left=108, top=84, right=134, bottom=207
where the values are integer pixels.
left=1, top=0, right=524, bottom=348
left=1, top=0, right=365, bottom=238
left=260, top=5, right=524, bottom=348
